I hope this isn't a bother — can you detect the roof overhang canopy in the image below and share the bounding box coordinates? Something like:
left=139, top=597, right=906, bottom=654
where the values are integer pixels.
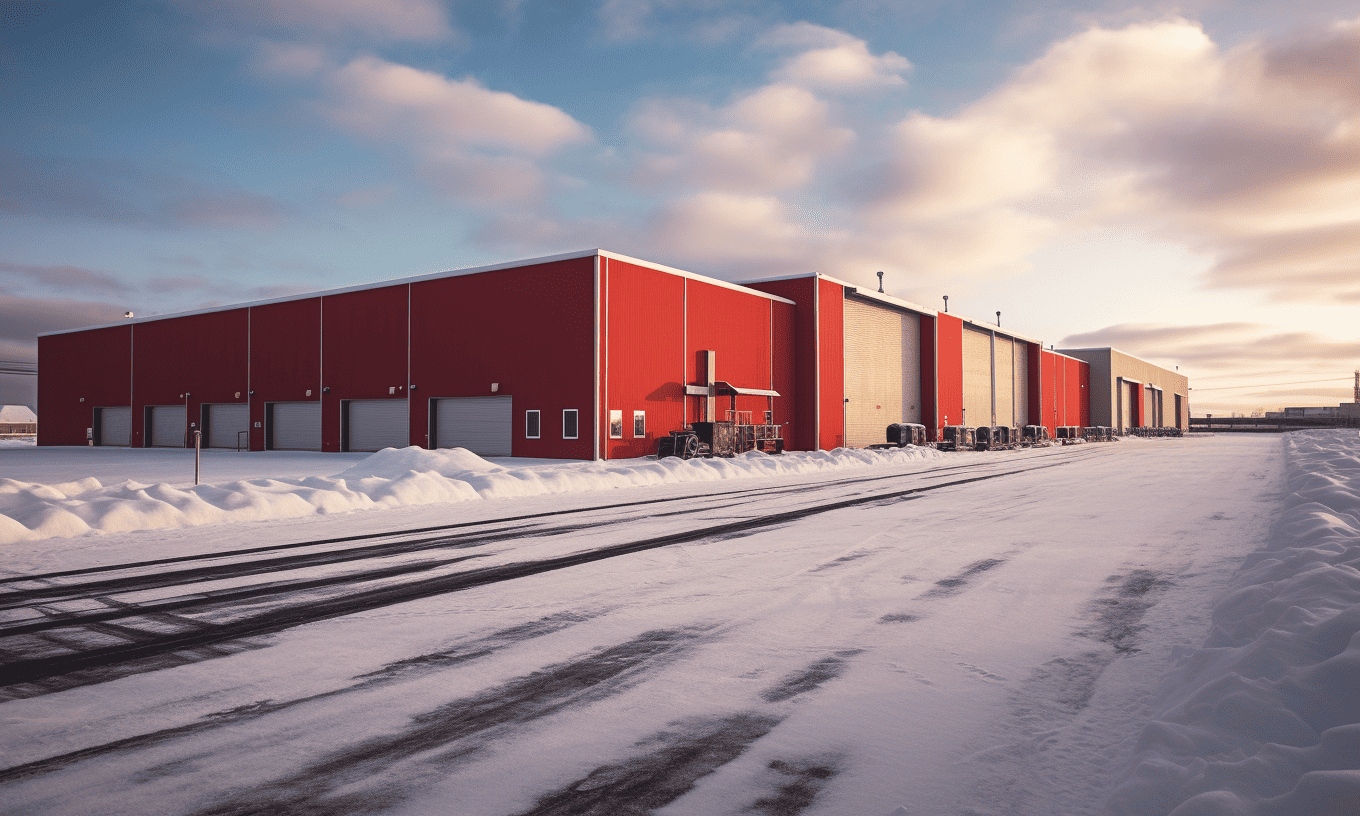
left=685, top=382, right=780, bottom=398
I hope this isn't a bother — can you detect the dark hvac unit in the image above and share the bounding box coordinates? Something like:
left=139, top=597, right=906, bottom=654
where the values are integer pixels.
left=937, top=425, right=976, bottom=451
left=1021, top=425, right=1052, bottom=447
left=975, top=426, right=1014, bottom=451
left=886, top=422, right=928, bottom=447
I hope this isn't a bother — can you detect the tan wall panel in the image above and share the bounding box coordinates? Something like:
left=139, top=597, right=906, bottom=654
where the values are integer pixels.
left=1014, top=342, right=1029, bottom=426
left=995, top=335, right=1014, bottom=427
left=963, top=326, right=992, bottom=427
left=844, top=298, right=922, bottom=446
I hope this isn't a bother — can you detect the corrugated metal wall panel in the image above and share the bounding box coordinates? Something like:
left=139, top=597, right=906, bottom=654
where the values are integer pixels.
left=843, top=298, right=921, bottom=447
left=99, top=406, right=131, bottom=446
left=995, top=335, right=1014, bottom=427
left=1014, top=342, right=1029, bottom=427
left=250, top=298, right=321, bottom=452
left=935, top=314, right=964, bottom=434
left=435, top=396, right=512, bottom=456
left=39, top=325, right=131, bottom=446
left=744, top=277, right=817, bottom=451
left=205, top=403, right=249, bottom=448
left=271, top=401, right=322, bottom=451
left=134, top=310, right=249, bottom=450
left=962, top=326, right=992, bottom=427
left=347, top=399, right=410, bottom=452
left=606, top=260, right=686, bottom=459
left=148, top=405, right=186, bottom=447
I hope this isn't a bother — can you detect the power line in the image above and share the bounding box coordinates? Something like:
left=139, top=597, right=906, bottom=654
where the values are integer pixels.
left=1193, top=377, right=1351, bottom=392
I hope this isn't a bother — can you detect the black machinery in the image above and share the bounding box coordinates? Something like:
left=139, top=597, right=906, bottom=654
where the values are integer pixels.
left=1020, top=425, right=1052, bottom=447
left=937, top=425, right=976, bottom=451
left=975, top=425, right=1014, bottom=451
left=657, top=410, right=784, bottom=460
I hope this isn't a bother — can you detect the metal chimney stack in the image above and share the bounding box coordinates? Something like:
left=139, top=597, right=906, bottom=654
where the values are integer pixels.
left=1354, top=369, right=1359, bottom=403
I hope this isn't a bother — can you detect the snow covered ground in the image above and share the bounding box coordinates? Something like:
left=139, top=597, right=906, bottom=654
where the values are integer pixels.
left=0, top=432, right=1355, bottom=815
left=0, top=444, right=942, bottom=545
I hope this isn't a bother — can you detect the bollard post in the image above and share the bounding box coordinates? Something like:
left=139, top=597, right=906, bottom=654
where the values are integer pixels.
left=194, top=429, right=202, bottom=486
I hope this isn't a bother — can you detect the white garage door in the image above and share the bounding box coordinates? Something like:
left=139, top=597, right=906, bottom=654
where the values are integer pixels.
left=205, top=403, right=249, bottom=449
left=270, top=401, right=322, bottom=451
left=148, top=405, right=186, bottom=447
left=99, top=406, right=131, bottom=446
left=843, top=298, right=921, bottom=447
left=435, top=396, right=512, bottom=456
left=962, top=326, right=993, bottom=428
left=347, top=399, right=410, bottom=452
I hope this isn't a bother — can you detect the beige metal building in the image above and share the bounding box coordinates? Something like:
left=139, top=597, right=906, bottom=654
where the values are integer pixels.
left=1058, top=347, right=1189, bottom=431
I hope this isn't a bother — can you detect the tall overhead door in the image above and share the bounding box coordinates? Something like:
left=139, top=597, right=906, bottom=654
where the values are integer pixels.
left=843, top=299, right=921, bottom=447
left=1014, top=343, right=1029, bottom=427
left=204, top=403, right=249, bottom=448
left=962, top=326, right=992, bottom=428
left=435, top=396, right=513, bottom=456
left=994, top=336, right=1014, bottom=428
left=98, top=406, right=131, bottom=446
left=270, top=401, right=322, bottom=451
left=1119, top=381, right=1134, bottom=429
left=346, top=399, right=410, bottom=452
left=148, top=405, right=186, bottom=447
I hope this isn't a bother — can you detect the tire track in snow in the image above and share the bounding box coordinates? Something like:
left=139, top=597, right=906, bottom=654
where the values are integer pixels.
left=0, top=450, right=1109, bottom=699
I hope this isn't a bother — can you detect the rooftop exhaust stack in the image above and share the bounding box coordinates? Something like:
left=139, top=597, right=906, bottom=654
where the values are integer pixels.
left=943, top=295, right=949, bottom=313
left=877, top=271, right=884, bottom=293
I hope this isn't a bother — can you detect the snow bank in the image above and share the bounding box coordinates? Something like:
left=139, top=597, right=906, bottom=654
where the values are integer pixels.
left=0, top=445, right=941, bottom=544
left=1106, top=430, right=1360, bottom=816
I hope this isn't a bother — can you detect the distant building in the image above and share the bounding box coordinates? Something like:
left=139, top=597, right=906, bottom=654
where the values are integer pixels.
left=0, top=404, right=37, bottom=435
left=1055, top=347, right=1189, bottom=432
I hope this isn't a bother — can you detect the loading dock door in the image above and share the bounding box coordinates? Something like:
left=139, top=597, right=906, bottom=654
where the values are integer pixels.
left=346, top=399, right=410, bottom=452
left=962, top=327, right=993, bottom=428
left=148, top=405, right=187, bottom=447
left=843, top=299, right=921, bottom=447
left=204, top=403, right=249, bottom=448
left=270, top=401, right=322, bottom=451
left=98, top=406, right=131, bottom=446
left=435, top=396, right=512, bottom=456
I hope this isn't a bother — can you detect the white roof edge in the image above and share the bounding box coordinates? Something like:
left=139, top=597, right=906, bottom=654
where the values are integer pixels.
left=843, top=287, right=938, bottom=317
left=40, top=249, right=792, bottom=337
left=954, top=315, right=1043, bottom=346
left=598, top=250, right=794, bottom=305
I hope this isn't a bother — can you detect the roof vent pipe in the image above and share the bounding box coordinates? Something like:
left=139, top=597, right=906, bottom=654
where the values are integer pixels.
left=943, top=295, right=949, bottom=313
left=996, top=310, right=1001, bottom=326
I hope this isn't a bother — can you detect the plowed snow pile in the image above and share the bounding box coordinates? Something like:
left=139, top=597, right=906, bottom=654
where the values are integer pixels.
left=1106, top=429, right=1360, bottom=815
left=0, top=445, right=941, bottom=543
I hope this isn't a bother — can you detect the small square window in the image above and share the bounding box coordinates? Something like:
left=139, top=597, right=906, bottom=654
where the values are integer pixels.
left=526, top=410, right=540, bottom=439
left=563, top=409, right=579, bottom=440
left=764, top=410, right=773, bottom=425
left=633, top=410, right=645, bottom=437
left=609, top=409, right=623, bottom=438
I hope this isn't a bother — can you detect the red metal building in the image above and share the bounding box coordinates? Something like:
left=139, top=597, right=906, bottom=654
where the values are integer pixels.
left=39, top=250, right=794, bottom=460
left=39, top=250, right=1112, bottom=459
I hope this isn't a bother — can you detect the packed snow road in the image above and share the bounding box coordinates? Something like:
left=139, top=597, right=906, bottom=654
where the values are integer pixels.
left=1, top=436, right=1282, bottom=815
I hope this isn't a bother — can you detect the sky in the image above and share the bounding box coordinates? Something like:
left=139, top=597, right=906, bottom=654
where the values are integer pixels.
left=1, top=0, right=1357, bottom=415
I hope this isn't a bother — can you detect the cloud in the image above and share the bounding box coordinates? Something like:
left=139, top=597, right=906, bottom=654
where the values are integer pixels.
left=598, top=0, right=767, bottom=44
left=0, top=296, right=131, bottom=344
left=0, top=262, right=132, bottom=295
left=0, top=154, right=289, bottom=230
left=760, top=22, right=910, bottom=92
left=194, top=0, right=456, bottom=44
left=1058, top=321, right=1359, bottom=370
left=299, top=55, right=592, bottom=205
left=631, top=83, right=855, bottom=192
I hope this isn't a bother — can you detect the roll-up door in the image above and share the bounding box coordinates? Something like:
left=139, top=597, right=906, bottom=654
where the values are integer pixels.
left=205, top=403, right=249, bottom=449
left=1145, top=387, right=1155, bottom=428
left=962, top=326, right=992, bottom=428
left=346, top=399, right=410, bottom=452
left=270, top=401, right=322, bottom=451
left=994, top=336, right=1014, bottom=428
left=435, top=396, right=512, bottom=456
left=1120, top=382, right=1134, bottom=429
left=98, top=406, right=131, bottom=446
left=148, top=405, right=186, bottom=447
left=843, top=298, right=922, bottom=447
left=1014, top=344, right=1029, bottom=427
